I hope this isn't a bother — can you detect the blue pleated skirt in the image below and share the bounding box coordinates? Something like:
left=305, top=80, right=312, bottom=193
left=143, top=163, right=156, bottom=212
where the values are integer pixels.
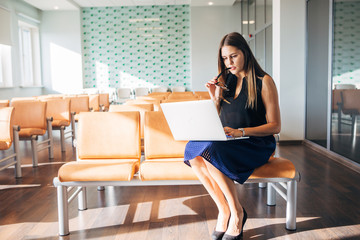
left=184, top=135, right=276, bottom=184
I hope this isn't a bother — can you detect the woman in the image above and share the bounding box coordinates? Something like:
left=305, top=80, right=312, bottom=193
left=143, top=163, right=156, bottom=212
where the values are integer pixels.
left=184, top=32, right=281, bottom=240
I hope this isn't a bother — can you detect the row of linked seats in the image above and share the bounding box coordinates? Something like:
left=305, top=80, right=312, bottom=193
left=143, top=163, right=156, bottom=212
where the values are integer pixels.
left=53, top=111, right=300, bottom=236
left=0, top=93, right=110, bottom=178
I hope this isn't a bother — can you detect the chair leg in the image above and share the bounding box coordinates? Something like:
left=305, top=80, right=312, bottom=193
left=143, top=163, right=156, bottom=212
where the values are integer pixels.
left=13, top=127, right=21, bottom=178
left=267, top=182, right=276, bottom=206
left=57, top=185, right=70, bottom=236
left=338, top=108, right=342, bottom=133
left=78, top=187, right=87, bottom=211
left=71, top=112, right=76, bottom=146
left=351, top=115, right=356, bottom=137
left=31, top=135, right=38, bottom=167
left=47, top=118, right=54, bottom=159
left=60, top=126, right=66, bottom=152
left=286, top=180, right=297, bottom=231
left=259, top=182, right=267, bottom=188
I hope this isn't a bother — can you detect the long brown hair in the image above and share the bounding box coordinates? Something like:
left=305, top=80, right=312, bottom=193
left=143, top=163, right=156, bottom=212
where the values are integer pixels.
left=218, top=32, right=266, bottom=109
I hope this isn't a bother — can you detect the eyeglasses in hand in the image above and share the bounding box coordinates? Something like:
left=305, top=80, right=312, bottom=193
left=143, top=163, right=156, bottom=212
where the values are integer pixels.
left=215, top=67, right=231, bottom=91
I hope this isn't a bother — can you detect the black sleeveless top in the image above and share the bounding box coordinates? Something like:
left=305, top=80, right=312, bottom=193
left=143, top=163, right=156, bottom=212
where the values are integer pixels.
left=219, top=74, right=267, bottom=129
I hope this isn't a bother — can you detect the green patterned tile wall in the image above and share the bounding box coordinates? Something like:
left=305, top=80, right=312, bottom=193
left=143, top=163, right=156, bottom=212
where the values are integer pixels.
left=81, top=5, right=191, bottom=90
left=333, top=1, right=360, bottom=88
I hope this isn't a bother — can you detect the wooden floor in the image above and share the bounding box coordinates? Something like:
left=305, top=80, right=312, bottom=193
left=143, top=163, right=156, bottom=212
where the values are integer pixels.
left=0, top=132, right=360, bottom=240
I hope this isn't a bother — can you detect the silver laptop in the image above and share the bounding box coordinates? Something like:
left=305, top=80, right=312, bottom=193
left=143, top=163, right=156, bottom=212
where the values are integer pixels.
left=160, top=100, right=249, bottom=141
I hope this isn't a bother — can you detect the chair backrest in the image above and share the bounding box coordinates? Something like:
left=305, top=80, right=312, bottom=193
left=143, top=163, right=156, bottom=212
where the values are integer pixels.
left=167, top=92, right=195, bottom=99
left=134, top=87, right=149, bottom=97
left=194, top=91, right=211, bottom=100
left=117, top=88, right=132, bottom=99
left=161, top=98, right=199, bottom=103
left=126, top=99, right=161, bottom=111
left=10, top=100, right=47, bottom=129
left=64, top=96, right=89, bottom=114
left=77, top=112, right=141, bottom=160
left=0, top=107, right=14, bottom=150
left=334, top=84, right=356, bottom=90
left=0, top=100, right=10, bottom=108
left=99, top=87, right=117, bottom=102
left=152, top=86, right=168, bottom=93
left=41, top=98, right=71, bottom=123
left=144, top=111, right=188, bottom=159
left=171, top=86, right=186, bottom=92
left=109, top=104, right=154, bottom=138
left=88, top=94, right=100, bottom=111
left=341, top=89, right=360, bottom=112
left=36, top=95, right=63, bottom=100
left=10, top=97, right=37, bottom=102
left=332, top=89, right=342, bottom=111
left=137, top=95, right=167, bottom=101
left=148, top=92, right=171, bottom=96
left=99, top=93, right=110, bottom=109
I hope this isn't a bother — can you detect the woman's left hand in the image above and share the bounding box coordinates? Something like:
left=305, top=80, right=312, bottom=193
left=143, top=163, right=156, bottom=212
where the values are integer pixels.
left=224, top=127, right=242, bottom=137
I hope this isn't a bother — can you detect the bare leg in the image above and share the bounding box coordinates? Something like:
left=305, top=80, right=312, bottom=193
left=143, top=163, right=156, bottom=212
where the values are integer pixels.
left=189, top=156, right=230, bottom=231
left=203, top=160, right=244, bottom=236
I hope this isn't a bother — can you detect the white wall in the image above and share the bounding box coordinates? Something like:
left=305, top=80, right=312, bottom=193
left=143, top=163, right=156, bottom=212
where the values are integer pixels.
left=190, top=3, right=241, bottom=91
left=273, top=0, right=306, bottom=140
left=41, top=10, right=83, bottom=94
left=0, top=0, right=44, bottom=99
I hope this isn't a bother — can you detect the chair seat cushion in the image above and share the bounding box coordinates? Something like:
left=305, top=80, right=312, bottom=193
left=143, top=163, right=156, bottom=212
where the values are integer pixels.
left=19, top=128, right=46, bottom=138
left=140, top=158, right=198, bottom=181
left=52, top=119, right=70, bottom=127
left=250, top=157, right=296, bottom=179
left=0, top=140, right=11, bottom=150
left=58, top=159, right=139, bottom=182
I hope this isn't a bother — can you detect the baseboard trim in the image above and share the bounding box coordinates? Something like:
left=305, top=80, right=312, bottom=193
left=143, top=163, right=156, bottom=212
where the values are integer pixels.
left=278, top=140, right=303, bottom=145
left=303, top=139, right=360, bottom=174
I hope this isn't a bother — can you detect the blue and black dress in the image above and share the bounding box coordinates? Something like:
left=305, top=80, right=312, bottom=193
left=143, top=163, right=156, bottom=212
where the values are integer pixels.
left=184, top=75, right=276, bottom=184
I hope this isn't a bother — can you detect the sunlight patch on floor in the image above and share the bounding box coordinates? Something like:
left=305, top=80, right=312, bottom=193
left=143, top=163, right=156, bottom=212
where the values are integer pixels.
left=158, top=194, right=208, bottom=219
left=267, top=224, right=360, bottom=240
left=246, top=217, right=320, bottom=230
left=0, top=184, right=41, bottom=190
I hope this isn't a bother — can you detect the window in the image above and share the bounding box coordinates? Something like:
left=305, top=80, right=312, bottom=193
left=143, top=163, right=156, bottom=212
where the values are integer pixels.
left=18, top=21, right=41, bottom=86
left=0, top=44, right=12, bottom=87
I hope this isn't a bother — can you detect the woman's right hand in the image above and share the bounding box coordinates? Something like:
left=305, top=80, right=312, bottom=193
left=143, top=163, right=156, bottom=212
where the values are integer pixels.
left=205, top=77, right=221, bottom=101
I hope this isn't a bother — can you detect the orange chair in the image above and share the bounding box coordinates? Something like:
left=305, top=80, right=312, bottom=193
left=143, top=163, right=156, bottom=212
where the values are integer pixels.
left=168, top=91, right=195, bottom=97
left=140, top=111, right=196, bottom=181
left=0, top=100, right=10, bottom=108
left=88, top=94, right=100, bottom=112
left=10, top=97, right=37, bottom=102
left=41, top=98, right=74, bottom=152
left=136, top=95, right=167, bottom=101
left=195, top=91, right=211, bottom=100
left=109, top=103, right=154, bottom=152
left=10, top=100, right=54, bottom=167
left=0, top=107, right=21, bottom=178
left=99, top=93, right=110, bottom=111
left=125, top=99, right=161, bottom=111
left=63, top=95, right=90, bottom=122
left=341, top=89, right=360, bottom=136
left=53, top=112, right=141, bottom=236
left=36, top=95, right=64, bottom=100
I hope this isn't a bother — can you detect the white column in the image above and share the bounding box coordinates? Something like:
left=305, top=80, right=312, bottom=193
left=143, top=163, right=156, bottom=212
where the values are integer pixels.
left=273, top=0, right=306, bottom=141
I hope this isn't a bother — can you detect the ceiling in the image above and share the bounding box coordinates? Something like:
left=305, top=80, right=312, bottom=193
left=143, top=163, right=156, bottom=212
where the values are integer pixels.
left=23, top=0, right=238, bottom=11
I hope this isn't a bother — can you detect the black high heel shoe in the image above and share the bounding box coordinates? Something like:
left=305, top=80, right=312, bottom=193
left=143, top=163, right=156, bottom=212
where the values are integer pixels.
left=222, top=207, right=247, bottom=240
left=211, top=230, right=225, bottom=240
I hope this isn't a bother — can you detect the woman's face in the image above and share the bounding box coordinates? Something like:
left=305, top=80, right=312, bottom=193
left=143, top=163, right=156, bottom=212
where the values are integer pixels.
left=221, top=45, right=245, bottom=77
